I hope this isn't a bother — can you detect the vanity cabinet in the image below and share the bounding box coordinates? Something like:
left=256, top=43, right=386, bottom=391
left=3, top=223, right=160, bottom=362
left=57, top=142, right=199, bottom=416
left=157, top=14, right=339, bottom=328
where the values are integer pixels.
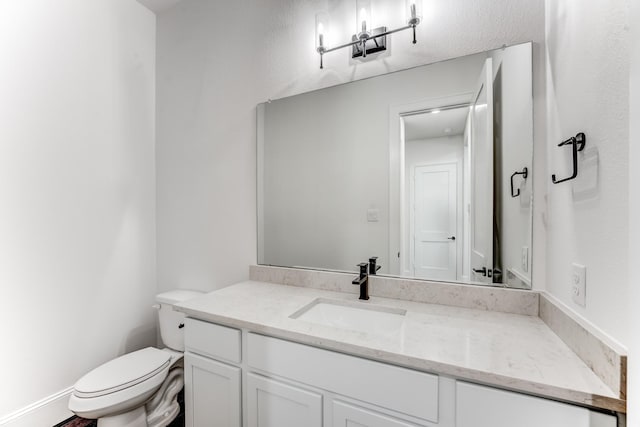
left=246, top=332, right=439, bottom=424
left=455, top=382, right=616, bottom=427
left=183, top=319, right=243, bottom=427
left=183, top=317, right=617, bottom=427
left=246, top=373, right=323, bottom=427
left=332, top=400, right=425, bottom=427
left=183, top=352, right=241, bottom=427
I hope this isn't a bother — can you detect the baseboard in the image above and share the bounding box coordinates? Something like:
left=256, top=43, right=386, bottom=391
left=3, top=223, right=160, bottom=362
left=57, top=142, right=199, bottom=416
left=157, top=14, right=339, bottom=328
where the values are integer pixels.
left=0, top=387, right=74, bottom=427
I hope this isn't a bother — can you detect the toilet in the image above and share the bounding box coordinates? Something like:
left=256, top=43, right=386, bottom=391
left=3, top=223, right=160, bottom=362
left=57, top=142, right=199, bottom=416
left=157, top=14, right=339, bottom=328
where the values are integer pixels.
left=68, top=290, right=204, bottom=427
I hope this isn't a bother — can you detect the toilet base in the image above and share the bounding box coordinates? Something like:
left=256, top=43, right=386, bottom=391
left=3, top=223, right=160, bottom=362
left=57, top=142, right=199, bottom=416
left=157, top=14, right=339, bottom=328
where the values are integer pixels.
left=98, top=406, right=146, bottom=427
left=75, top=362, right=184, bottom=427
left=146, top=366, right=184, bottom=427
left=84, top=365, right=184, bottom=427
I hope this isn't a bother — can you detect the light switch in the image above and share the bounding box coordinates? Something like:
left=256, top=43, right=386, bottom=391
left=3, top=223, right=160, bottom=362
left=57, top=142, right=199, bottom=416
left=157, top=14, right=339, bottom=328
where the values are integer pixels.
left=367, top=208, right=379, bottom=222
left=571, top=263, right=586, bottom=307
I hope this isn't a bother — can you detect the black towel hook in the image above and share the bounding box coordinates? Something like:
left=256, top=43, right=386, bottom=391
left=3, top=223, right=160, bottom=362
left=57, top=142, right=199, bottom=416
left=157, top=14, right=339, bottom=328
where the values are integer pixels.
left=552, top=132, right=586, bottom=184
left=510, top=167, right=528, bottom=198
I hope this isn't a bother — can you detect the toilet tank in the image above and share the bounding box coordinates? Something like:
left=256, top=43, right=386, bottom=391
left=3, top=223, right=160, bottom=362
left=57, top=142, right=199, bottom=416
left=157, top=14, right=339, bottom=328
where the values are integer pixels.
left=156, top=290, right=205, bottom=351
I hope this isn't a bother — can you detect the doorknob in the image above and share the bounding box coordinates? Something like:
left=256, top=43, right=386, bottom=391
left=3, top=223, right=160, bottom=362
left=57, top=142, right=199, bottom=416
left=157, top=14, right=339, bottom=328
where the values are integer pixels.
left=447, top=236, right=456, bottom=241
left=472, top=267, right=487, bottom=276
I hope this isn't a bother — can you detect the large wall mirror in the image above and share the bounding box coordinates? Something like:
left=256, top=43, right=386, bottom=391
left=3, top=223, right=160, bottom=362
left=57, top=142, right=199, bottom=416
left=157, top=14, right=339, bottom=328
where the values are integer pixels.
left=258, top=42, right=533, bottom=289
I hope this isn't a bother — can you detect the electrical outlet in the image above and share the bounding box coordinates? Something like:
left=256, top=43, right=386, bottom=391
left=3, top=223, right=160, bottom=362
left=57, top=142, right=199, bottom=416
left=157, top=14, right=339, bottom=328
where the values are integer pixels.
left=367, top=208, right=379, bottom=222
left=521, top=247, right=529, bottom=272
left=571, top=263, right=586, bottom=307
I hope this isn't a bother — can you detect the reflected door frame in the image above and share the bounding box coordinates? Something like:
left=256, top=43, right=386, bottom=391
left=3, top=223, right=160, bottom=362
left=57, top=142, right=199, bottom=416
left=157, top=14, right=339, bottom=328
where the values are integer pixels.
left=389, top=93, right=474, bottom=277
left=469, top=58, right=494, bottom=285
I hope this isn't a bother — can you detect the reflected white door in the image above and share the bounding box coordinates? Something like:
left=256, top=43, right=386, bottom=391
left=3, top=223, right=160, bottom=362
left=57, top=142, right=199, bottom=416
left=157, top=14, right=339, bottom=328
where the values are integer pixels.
left=413, top=163, right=457, bottom=281
left=470, top=58, right=494, bottom=284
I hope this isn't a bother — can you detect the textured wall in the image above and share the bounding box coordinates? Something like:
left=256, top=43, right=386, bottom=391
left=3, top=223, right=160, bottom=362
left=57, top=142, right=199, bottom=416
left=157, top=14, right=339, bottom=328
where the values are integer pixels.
left=155, top=0, right=545, bottom=293
left=627, top=0, right=639, bottom=423
left=544, top=0, right=630, bottom=345
left=0, top=0, right=156, bottom=422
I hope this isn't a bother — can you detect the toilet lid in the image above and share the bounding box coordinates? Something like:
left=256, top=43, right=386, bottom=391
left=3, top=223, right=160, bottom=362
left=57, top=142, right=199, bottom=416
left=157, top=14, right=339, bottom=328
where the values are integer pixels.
left=74, top=347, right=171, bottom=398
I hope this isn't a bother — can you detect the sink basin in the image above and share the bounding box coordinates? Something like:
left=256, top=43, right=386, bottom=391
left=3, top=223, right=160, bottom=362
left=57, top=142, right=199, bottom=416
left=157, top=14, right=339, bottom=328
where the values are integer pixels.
left=290, top=298, right=406, bottom=337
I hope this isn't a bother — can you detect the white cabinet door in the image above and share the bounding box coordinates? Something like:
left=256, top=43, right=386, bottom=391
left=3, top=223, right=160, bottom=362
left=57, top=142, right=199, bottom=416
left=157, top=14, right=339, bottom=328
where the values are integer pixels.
left=332, top=400, right=425, bottom=427
left=456, top=382, right=616, bottom=427
left=184, top=352, right=241, bottom=427
left=247, top=373, right=322, bottom=427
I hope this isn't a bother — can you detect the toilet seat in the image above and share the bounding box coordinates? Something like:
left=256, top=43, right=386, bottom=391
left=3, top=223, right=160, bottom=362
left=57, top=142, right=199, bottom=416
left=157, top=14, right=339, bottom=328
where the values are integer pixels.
left=74, top=348, right=171, bottom=398
left=69, top=347, right=174, bottom=420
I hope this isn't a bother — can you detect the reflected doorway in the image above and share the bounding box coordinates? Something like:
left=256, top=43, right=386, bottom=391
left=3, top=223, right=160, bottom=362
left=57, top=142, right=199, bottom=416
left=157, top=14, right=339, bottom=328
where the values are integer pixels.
left=402, top=106, right=469, bottom=282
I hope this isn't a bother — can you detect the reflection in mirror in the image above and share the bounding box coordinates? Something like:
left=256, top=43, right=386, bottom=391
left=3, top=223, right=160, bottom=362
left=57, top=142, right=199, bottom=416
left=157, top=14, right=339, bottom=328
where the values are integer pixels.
left=258, top=42, right=533, bottom=289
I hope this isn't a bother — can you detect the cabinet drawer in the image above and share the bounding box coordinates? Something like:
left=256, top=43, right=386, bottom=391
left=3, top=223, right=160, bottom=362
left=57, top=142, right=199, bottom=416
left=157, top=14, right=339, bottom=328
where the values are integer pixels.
left=247, top=333, right=438, bottom=423
left=184, top=318, right=241, bottom=363
left=456, top=382, right=616, bottom=427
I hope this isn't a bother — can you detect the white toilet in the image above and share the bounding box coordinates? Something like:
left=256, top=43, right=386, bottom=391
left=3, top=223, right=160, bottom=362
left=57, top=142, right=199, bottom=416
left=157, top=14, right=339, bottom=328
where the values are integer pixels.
left=69, top=290, right=204, bottom=427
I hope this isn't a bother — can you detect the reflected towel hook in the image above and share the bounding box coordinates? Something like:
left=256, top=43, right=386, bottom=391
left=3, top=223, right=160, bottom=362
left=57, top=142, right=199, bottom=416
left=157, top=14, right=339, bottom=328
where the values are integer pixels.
left=510, top=167, right=528, bottom=198
left=552, top=133, right=586, bottom=184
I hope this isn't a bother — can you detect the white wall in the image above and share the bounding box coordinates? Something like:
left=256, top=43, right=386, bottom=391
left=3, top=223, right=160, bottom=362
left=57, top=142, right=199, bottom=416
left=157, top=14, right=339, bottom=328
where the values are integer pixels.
left=0, top=0, right=156, bottom=423
left=155, top=0, right=545, bottom=293
left=544, top=0, right=630, bottom=345
left=155, top=1, right=259, bottom=292
left=628, top=0, right=639, bottom=423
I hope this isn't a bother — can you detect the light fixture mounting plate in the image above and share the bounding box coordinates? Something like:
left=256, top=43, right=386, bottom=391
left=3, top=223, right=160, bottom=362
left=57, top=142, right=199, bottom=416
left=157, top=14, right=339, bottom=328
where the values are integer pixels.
left=352, top=26, right=387, bottom=59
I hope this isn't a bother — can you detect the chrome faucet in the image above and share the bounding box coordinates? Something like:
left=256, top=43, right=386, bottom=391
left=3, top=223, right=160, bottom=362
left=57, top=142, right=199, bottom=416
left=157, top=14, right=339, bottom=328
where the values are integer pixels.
left=352, top=263, right=370, bottom=300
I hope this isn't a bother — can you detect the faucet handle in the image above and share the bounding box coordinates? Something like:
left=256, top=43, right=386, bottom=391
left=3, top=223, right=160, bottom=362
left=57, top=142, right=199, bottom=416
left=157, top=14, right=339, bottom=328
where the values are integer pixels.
left=368, top=257, right=381, bottom=275
left=357, top=262, right=368, bottom=276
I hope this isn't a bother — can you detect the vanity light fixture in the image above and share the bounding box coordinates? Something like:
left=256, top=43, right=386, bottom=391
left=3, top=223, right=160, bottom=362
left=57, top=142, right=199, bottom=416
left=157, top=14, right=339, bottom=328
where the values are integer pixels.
left=316, top=0, right=423, bottom=69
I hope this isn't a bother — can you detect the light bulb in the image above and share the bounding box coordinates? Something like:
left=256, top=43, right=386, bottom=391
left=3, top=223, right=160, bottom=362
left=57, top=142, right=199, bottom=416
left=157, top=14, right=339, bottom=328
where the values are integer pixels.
left=315, top=12, right=330, bottom=50
left=406, top=0, right=423, bottom=25
left=356, top=0, right=372, bottom=36
left=359, top=7, right=368, bottom=33
left=318, top=22, right=324, bottom=46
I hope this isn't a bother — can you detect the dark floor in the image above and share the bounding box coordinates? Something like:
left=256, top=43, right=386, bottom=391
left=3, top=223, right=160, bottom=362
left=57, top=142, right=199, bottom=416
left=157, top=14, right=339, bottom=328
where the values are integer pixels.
left=169, top=389, right=185, bottom=427
left=55, top=390, right=184, bottom=427
left=53, top=417, right=95, bottom=427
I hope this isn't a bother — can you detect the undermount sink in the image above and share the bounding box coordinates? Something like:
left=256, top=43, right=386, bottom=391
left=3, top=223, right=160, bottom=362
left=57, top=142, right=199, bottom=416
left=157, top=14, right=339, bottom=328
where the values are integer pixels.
left=289, top=298, right=406, bottom=337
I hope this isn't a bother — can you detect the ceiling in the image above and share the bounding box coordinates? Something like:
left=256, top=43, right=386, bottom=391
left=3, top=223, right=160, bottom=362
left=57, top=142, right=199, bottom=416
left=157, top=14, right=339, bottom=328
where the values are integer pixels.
left=136, top=0, right=182, bottom=13
left=403, top=106, right=469, bottom=141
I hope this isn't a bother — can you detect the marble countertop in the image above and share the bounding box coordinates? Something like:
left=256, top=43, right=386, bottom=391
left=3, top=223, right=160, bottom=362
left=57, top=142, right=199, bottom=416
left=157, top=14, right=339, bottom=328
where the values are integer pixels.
left=175, top=281, right=623, bottom=412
